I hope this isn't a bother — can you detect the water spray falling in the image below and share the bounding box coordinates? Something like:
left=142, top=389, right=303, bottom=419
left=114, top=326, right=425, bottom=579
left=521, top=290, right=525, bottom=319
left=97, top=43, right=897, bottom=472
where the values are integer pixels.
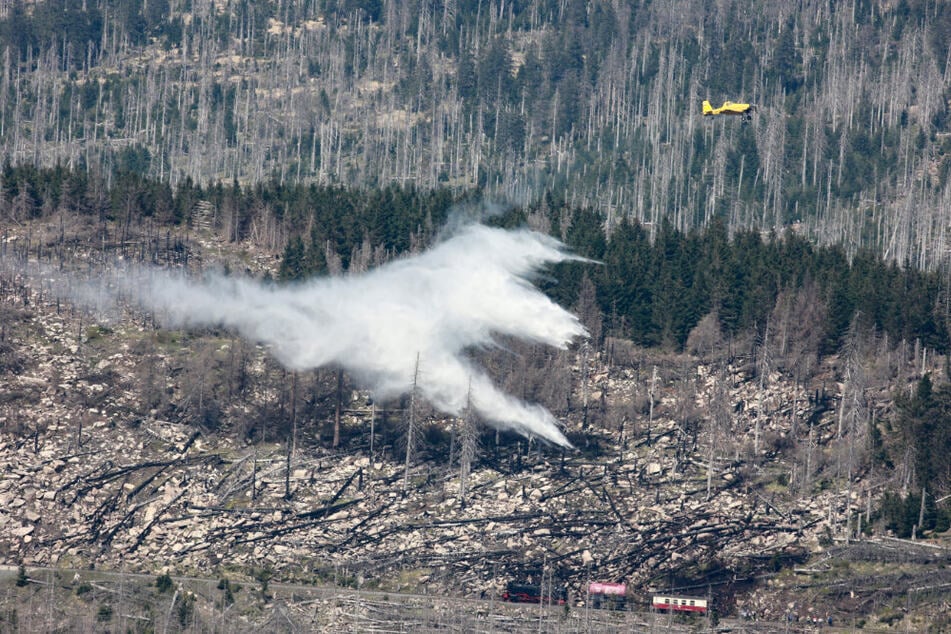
left=38, top=224, right=589, bottom=447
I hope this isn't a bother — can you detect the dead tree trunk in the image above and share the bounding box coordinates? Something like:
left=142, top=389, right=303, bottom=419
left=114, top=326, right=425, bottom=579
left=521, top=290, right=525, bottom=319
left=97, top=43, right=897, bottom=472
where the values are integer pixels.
left=404, top=353, right=420, bottom=493
left=285, top=371, right=298, bottom=499
left=333, top=368, right=343, bottom=448
left=459, top=386, right=477, bottom=508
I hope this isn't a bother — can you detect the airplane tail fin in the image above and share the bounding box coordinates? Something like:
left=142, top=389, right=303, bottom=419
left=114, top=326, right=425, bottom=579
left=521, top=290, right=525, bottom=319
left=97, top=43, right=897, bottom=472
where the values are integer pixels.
left=702, top=100, right=713, bottom=115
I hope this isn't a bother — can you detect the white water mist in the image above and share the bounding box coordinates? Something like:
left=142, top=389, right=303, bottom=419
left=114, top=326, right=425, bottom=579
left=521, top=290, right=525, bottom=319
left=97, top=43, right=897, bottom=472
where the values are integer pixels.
left=39, top=224, right=589, bottom=446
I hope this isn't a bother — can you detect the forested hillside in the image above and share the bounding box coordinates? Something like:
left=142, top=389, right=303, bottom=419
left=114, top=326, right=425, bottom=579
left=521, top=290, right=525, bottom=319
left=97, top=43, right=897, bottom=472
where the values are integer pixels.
left=3, top=1, right=951, bottom=627
left=2, top=0, right=951, bottom=267
left=3, top=169, right=951, bottom=628
left=3, top=165, right=951, bottom=528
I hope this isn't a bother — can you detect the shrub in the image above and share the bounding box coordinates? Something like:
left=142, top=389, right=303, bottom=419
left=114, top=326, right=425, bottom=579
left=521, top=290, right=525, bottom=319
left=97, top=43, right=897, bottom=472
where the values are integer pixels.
left=15, top=566, right=28, bottom=587
left=97, top=604, right=113, bottom=622
left=156, top=572, right=174, bottom=593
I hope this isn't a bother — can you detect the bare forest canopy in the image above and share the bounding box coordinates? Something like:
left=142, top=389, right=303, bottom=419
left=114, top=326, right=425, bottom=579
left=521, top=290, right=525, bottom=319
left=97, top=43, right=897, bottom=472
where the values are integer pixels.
left=2, top=0, right=951, bottom=268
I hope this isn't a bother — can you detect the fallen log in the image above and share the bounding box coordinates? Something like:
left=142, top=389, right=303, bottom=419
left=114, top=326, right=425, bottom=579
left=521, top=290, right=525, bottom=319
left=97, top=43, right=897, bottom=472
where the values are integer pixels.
left=100, top=494, right=163, bottom=545
left=231, top=500, right=363, bottom=544
left=297, top=492, right=365, bottom=520
left=83, top=454, right=220, bottom=487
left=128, top=491, right=185, bottom=553
left=337, top=503, right=389, bottom=545
left=597, top=484, right=637, bottom=534
left=316, top=467, right=363, bottom=516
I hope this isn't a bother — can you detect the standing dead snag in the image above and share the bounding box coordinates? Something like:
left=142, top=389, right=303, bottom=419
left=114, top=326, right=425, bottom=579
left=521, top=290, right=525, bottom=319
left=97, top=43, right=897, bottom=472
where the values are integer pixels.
left=404, top=353, right=420, bottom=493
left=334, top=368, right=343, bottom=448
left=706, top=366, right=731, bottom=501
left=285, top=371, right=299, bottom=499
left=754, top=318, right=773, bottom=465
left=647, top=366, right=658, bottom=445
left=458, top=385, right=477, bottom=508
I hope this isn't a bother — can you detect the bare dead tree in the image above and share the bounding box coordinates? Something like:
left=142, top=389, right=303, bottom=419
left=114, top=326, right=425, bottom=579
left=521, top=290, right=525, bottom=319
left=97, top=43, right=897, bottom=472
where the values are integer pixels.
left=458, top=387, right=478, bottom=509
left=754, top=319, right=774, bottom=465
left=836, top=313, right=870, bottom=533
left=574, top=272, right=602, bottom=348
left=333, top=368, right=344, bottom=449
left=706, top=364, right=732, bottom=501
left=647, top=365, right=658, bottom=445
left=285, top=371, right=299, bottom=499
left=685, top=309, right=724, bottom=364
left=403, top=352, right=420, bottom=493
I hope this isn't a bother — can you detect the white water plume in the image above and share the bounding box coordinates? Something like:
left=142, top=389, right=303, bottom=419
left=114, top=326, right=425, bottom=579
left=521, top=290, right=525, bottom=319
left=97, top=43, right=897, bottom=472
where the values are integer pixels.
left=62, top=224, right=588, bottom=447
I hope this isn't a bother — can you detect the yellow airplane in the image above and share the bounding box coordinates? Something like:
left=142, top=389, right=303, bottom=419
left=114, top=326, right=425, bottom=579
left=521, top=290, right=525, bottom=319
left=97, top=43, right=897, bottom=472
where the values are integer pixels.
left=702, top=100, right=754, bottom=119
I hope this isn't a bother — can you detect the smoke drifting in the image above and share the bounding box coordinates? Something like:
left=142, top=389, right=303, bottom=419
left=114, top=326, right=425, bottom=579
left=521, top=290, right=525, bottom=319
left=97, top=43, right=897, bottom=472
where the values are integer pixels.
left=55, top=224, right=589, bottom=447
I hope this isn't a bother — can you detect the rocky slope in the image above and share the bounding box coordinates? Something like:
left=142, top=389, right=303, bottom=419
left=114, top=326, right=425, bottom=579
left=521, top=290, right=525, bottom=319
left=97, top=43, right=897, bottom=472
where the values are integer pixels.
left=1, top=223, right=949, bottom=628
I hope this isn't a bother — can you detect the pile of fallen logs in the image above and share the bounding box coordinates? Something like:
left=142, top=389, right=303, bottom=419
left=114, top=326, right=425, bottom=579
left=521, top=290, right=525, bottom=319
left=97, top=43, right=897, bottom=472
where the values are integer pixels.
left=2, top=400, right=835, bottom=607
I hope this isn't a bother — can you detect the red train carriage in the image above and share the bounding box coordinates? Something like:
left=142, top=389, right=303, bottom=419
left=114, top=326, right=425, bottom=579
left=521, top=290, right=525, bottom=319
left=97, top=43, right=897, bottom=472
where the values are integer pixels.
left=651, top=595, right=708, bottom=615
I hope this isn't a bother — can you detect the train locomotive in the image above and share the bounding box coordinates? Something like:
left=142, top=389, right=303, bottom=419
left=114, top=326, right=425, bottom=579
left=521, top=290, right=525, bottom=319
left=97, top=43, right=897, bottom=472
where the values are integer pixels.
left=501, top=581, right=568, bottom=605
